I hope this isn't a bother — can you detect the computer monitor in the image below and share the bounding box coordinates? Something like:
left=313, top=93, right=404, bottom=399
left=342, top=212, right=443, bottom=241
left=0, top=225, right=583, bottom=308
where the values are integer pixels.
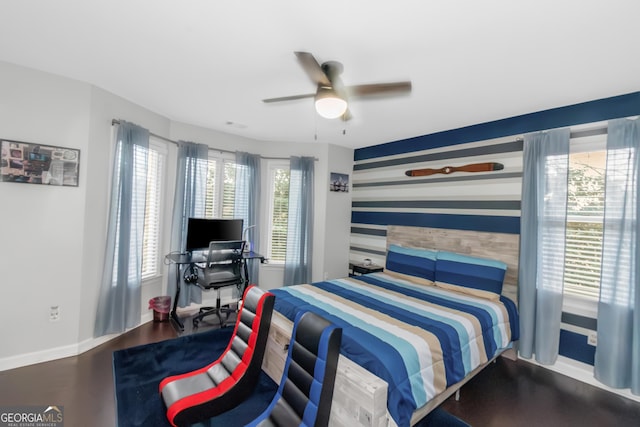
left=185, top=218, right=244, bottom=252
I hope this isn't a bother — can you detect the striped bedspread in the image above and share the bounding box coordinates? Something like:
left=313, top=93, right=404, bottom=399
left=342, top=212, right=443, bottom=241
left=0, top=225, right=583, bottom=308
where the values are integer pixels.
left=271, top=272, right=519, bottom=427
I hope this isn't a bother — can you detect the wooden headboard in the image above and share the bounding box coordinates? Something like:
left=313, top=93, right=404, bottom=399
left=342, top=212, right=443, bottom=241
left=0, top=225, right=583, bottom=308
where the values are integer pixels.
left=386, top=226, right=519, bottom=302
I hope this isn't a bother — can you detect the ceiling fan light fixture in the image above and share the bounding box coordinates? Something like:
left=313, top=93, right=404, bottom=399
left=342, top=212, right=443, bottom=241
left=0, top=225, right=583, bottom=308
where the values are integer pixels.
left=314, top=87, right=347, bottom=119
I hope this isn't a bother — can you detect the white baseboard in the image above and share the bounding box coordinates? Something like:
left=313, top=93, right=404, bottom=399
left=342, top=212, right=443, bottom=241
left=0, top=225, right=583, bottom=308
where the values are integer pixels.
left=0, top=342, right=82, bottom=372
left=521, top=355, right=640, bottom=403
left=0, top=312, right=153, bottom=372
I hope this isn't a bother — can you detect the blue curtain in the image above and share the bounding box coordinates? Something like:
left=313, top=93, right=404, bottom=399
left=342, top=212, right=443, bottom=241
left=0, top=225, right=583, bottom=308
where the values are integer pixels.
left=594, top=117, right=640, bottom=394
left=518, top=128, right=571, bottom=364
left=94, top=121, right=149, bottom=337
left=235, top=152, right=261, bottom=285
left=167, top=141, right=209, bottom=307
left=284, top=156, right=314, bottom=286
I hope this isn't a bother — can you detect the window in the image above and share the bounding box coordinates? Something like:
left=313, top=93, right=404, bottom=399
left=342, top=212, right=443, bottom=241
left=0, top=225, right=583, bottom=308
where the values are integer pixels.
left=563, top=135, right=606, bottom=299
left=266, top=162, right=290, bottom=262
left=141, top=139, right=167, bottom=279
left=204, top=155, right=236, bottom=219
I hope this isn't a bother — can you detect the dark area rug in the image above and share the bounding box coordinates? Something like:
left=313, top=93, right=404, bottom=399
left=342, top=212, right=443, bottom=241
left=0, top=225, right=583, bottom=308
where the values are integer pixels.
left=415, top=407, right=472, bottom=427
left=113, top=326, right=469, bottom=427
left=112, top=327, right=277, bottom=427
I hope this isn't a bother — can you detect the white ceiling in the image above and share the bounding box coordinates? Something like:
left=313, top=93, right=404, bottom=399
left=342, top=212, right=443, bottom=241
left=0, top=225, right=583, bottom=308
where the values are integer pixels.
left=1, top=1, right=639, bottom=149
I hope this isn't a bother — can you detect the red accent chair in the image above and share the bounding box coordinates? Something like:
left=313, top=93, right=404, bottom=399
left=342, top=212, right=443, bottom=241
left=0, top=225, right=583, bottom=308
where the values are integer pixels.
left=159, top=285, right=275, bottom=427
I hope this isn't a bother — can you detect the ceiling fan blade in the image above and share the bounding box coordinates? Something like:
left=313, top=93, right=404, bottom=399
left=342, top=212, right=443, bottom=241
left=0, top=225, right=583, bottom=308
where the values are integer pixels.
left=347, top=81, right=412, bottom=97
left=405, top=162, right=504, bottom=177
left=294, top=51, right=331, bottom=86
left=262, top=93, right=315, bottom=103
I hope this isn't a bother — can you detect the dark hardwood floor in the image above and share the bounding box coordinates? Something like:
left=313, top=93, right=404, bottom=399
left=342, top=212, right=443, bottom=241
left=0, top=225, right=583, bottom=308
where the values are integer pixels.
left=440, top=357, right=640, bottom=427
left=1, top=319, right=639, bottom=427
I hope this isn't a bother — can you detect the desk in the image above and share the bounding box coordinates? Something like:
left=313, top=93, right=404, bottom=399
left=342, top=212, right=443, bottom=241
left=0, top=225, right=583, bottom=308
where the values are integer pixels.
left=165, top=250, right=265, bottom=331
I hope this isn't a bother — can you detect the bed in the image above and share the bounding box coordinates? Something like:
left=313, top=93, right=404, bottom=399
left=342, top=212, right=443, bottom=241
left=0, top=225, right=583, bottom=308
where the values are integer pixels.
left=261, top=226, right=520, bottom=427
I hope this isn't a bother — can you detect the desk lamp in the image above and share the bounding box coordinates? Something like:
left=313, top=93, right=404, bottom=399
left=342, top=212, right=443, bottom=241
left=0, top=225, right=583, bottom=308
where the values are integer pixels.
left=242, top=225, right=257, bottom=252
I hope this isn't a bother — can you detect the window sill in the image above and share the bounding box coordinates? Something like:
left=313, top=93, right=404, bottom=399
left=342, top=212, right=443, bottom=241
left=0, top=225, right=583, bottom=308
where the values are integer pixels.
left=141, top=274, right=163, bottom=286
left=260, top=262, right=284, bottom=271
left=563, top=293, right=598, bottom=318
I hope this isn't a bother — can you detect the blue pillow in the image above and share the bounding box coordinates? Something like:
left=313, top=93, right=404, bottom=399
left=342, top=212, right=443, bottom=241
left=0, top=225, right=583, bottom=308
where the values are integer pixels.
left=385, top=245, right=437, bottom=282
left=435, top=251, right=507, bottom=298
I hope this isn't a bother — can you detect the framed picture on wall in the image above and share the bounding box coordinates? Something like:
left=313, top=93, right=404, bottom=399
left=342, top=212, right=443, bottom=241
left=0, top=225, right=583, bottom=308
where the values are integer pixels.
left=330, top=172, right=349, bottom=192
left=1, top=139, right=80, bottom=187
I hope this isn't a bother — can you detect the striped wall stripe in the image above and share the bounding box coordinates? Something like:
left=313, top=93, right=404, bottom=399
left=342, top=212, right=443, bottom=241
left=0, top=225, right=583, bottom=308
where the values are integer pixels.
left=353, top=134, right=518, bottom=166
left=349, top=231, right=388, bottom=249
left=560, top=322, right=594, bottom=338
left=562, top=312, right=597, bottom=330
left=353, top=186, right=522, bottom=205
left=349, top=245, right=387, bottom=257
left=350, top=226, right=387, bottom=237
left=353, top=184, right=522, bottom=202
left=559, top=329, right=596, bottom=365
left=352, top=212, right=521, bottom=234
left=352, top=200, right=521, bottom=210
left=353, top=209, right=519, bottom=220
left=354, top=140, right=523, bottom=171
left=353, top=171, right=523, bottom=188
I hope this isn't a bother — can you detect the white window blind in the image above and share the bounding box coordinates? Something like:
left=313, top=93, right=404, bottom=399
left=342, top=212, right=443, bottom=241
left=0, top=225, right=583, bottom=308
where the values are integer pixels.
left=141, top=141, right=166, bottom=279
left=563, top=147, right=606, bottom=299
left=204, top=159, right=218, bottom=218
left=267, top=164, right=290, bottom=262
left=222, top=161, right=236, bottom=218
left=203, top=155, right=236, bottom=219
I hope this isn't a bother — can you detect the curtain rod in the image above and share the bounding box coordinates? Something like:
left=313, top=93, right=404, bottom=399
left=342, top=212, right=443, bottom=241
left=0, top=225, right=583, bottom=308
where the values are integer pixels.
left=111, top=119, right=232, bottom=152
left=111, top=119, right=317, bottom=161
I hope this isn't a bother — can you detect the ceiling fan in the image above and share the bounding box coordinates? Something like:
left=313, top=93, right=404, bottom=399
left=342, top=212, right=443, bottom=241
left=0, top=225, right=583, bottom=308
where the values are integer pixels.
left=262, top=52, right=412, bottom=120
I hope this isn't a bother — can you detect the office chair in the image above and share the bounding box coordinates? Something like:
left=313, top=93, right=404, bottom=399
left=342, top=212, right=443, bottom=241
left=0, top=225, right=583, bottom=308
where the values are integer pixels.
left=193, top=240, right=246, bottom=328
left=160, top=285, right=275, bottom=427
left=246, top=311, right=343, bottom=427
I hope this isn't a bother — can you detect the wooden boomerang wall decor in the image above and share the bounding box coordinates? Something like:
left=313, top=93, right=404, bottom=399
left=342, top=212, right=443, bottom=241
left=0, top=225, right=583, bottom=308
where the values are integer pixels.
left=405, top=162, right=504, bottom=177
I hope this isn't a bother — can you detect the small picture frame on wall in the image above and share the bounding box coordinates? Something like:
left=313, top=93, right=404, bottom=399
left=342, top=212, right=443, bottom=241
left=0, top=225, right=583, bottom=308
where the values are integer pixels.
left=1, top=139, right=80, bottom=187
left=330, top=172, right=349, bottom=192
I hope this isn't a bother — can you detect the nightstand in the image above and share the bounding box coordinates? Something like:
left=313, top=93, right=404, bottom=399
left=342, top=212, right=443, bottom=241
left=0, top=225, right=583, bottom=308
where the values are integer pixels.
left=349, top=262, right=384, bottom=276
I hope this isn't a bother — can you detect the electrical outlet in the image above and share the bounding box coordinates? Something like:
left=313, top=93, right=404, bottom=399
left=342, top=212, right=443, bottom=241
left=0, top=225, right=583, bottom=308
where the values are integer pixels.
left=49, top=305, right=60, bottom=322
left=587, top=331, right=597, bottom=346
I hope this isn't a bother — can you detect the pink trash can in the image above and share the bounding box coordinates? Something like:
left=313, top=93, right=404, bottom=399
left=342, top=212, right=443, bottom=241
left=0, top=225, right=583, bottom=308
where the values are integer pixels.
left=149, top=296, right=171, bottom=322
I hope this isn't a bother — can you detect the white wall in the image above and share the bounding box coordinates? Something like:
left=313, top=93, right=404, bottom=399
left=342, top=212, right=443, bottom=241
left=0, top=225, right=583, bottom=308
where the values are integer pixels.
left=0, top=61, right=353, bottom=369
left=0, top=61, right=175, bottom=367
left=0, top=61, right=91, bottom=363
left=322, top=144, right=354, bottom=280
